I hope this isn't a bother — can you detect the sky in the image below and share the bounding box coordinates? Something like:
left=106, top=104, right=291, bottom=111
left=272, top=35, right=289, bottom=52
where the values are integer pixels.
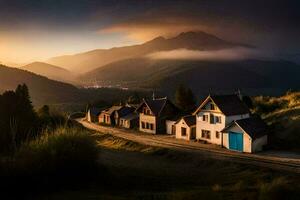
left=0, top=0, right=299, bottom=64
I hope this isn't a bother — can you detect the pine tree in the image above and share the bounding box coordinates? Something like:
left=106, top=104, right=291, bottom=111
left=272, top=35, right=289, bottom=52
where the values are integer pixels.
left=175, top=84, right=196, bottom=112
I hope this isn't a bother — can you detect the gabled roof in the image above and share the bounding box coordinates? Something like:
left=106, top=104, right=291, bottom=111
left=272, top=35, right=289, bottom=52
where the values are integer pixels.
left=175, top=115, right=196, bottom=127
left=221, top=116, right=268, bottom=139
left=120, top=113, right=139, bottom=120
left=89, top=107, right=102, bottom=116
left=116, top=106, right=136, bottom=118
left=102, top=106, right=123, bottom=115
left=136, top=97, right=170, bottom=116
left=194, top=94, right=250, bottom=116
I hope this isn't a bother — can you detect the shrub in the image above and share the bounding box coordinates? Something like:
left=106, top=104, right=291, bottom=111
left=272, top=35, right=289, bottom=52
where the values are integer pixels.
left=258, top=177, right=296, bottom=200
left=14, top=127, right=99, bottom=178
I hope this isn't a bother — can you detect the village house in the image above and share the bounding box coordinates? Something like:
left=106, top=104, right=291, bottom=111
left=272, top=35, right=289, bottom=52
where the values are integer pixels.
left=99, top=105, right=123, bottom=125
left=175, top=115, right=196, bottom=140
left=136, top=97, right=178, bottom=134
left=221, top=116, right=268, bottom=153
left=193, top=94, right=250, bottom=147
left=114, top=106, right=137, bottom=127
left=87, top=107, right=101, bottom=123
left=119, top=113, right=139, bottom=129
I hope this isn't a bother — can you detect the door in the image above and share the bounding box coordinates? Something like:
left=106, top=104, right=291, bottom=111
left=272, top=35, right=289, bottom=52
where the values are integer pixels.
left=229, top=132, right=243, bottom=152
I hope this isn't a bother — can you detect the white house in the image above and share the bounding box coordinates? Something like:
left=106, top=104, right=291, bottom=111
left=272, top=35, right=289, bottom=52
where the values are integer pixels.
left=193, top=94, right=250, bottom=146
left=221, top=117, right=268, bottom=153
left=175, top=115, right=196, bottom=141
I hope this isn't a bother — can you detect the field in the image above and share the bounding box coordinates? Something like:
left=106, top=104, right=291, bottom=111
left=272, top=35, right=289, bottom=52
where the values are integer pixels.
left=41, top=128, right=300, bottom=200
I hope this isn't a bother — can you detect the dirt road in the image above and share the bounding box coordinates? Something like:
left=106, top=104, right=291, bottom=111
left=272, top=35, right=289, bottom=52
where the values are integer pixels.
left=77, top=119, right=300, bottom=173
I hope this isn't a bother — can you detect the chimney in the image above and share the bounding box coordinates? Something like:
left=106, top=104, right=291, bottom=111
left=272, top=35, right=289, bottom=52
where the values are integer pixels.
left=237, top=89, right=243, bottom=101
left=152, top=91, right=155, bottom=100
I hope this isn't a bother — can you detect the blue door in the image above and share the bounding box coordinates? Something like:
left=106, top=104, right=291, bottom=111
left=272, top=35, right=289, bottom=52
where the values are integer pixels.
left=229, top=132, right=243, bottom=152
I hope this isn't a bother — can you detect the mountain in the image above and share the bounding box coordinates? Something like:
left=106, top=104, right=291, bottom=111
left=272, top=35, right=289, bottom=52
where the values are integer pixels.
left=22, top=62, right=75, bottom=83
left=80, top=58, right=300, bottom=96
left=0, top=65, right=82, bottom=105
left=48, top=31, right=249, bottom=73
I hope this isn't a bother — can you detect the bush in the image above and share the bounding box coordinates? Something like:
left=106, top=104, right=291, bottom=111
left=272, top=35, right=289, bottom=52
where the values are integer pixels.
left=258, top=177, right=298, bottom=200
left=14, top=127, right=99, bottom=176
left=0, top=126, right=101, bottom=198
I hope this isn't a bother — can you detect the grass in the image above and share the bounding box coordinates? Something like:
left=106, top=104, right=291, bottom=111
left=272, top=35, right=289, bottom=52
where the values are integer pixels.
left=0, top=126, right=100, bottom=198
left=92, top=131, right=167, bottom=154
left=253, top=91, right=300, bottom=150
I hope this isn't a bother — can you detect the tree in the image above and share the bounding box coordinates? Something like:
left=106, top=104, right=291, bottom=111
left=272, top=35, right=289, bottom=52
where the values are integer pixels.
left=175, top=84, right=196, bottom=112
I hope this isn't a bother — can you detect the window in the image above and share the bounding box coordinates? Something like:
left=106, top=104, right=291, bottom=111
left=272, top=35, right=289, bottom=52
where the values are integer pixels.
left=201, top=130, right=211, bottom=139
left=210, top=114, right=214, bottom=124
left=143, top=107, right=151, bottom=115
left=106, top=116, right=110, bottom=122
left=141, top=122, right=145, bottom=129
left=146, top=122, right=150, bottom=129
left=171, top=125, right=176, bottom=134
left=216, top=116, right=221, bottom=123
left=210, top=103, right=215, bottom=110
left=181, top=127, right=187, bottom=136
left=150, top=124, right=154, bottom=130
left=202, top=115, right=208, bottom=122
left=216, top=131, right=220, bottom=139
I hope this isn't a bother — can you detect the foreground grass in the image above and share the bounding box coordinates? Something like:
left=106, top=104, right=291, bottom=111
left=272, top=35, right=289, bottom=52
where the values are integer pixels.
left=0, top=126, right=100, bottom=198
left=43, top=128, right=300, bottom=200
left=1, top=124, right=299, bottom=199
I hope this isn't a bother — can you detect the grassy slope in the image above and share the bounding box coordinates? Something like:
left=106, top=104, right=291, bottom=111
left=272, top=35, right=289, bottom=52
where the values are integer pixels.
left=43, top=128, right=300, bottom=200
left=253, top=91, right=300, bottom=149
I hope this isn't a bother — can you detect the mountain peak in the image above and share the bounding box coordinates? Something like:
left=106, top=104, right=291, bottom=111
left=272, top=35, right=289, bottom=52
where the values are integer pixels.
left=175, top=31, right=221, bottom=40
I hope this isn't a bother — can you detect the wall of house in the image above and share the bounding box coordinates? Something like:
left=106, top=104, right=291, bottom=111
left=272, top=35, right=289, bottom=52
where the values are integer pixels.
left=196, top=109, right=249, bottom=145
left=252, top=135, right=268, bottom=152
left=175, top=119, right=195, bottom=140
left=87, top=110, right=92, bottom=122
left=139, top=113, right=156, bottom=134
left=166, top=120, right=176, bottom=134
left=196, top=111, right=225, bottom=145
left=222, top=124, right=252, bottom=153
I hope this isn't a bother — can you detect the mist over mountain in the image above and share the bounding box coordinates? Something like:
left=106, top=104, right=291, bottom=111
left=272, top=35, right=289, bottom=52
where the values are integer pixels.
left=47, top=31, right=249, bottom=73
left=22, top=62, right=75, bottom=83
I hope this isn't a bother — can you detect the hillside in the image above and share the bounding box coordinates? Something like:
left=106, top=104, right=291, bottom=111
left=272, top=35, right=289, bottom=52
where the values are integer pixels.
left=22, top=62, right=75, bottom=83
left=48, top=31, right=248, bottom=73
left=0, top=65, right=81, bottom=105
left=253, top=92, right=300, bottom=150
left=80, top=58, right=300, bottom=96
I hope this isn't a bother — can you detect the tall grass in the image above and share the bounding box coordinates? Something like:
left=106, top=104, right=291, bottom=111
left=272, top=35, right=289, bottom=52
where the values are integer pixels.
left=0, top=126, right=100, bottom=197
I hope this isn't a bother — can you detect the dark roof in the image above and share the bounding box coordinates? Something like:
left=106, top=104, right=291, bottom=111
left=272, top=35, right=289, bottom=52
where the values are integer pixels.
left=136, top=97, right=172, bottom=116
left=222, top=116, right=268, bottom=139
left=210, top=95, right=250, bottom=116
left=175, top=115, right=196, bottom=127
left=89, top=107, right=101, bottom=116
left=120, top=113, right=139, bottom=120
left=117, top=106, right=136, bottom=118
left=102, top=106, right=123, bottom=115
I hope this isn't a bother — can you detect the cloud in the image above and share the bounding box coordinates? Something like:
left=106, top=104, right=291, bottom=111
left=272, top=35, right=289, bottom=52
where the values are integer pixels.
left=147, top=48, right=269, bottom=61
